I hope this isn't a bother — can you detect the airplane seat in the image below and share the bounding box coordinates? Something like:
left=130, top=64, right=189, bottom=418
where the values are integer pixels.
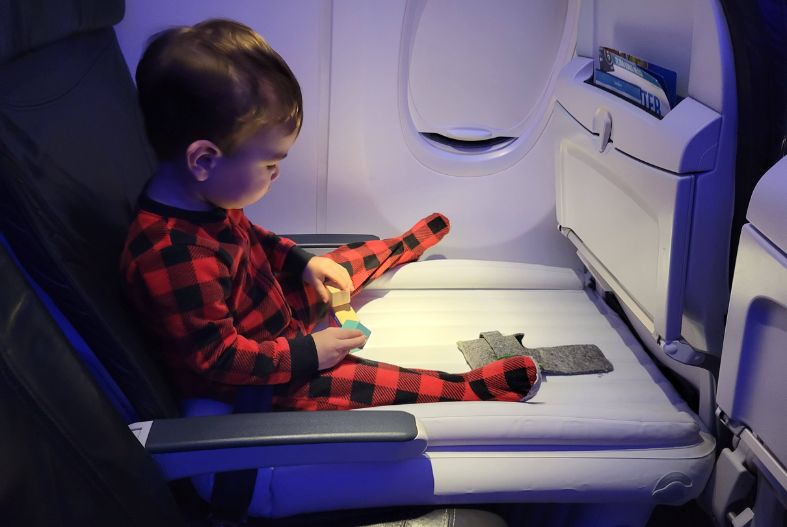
left=0, top=0, right=511, bottom=525
left=706, top=156, right=787, bottom=526
left=0, top=0, right=179, bottom=422
left=0, top=234, right=185, bottom=526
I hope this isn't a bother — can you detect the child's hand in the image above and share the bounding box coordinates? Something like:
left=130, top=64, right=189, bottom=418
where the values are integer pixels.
left=303, top=256, right=354, bottom=304
left=312, top=327, right=367, bottom=370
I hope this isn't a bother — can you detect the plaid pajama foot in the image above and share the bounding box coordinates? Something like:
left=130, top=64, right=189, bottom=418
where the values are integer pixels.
left=272, top=355, right=541, bottom=410
left=324, top=212, right=450, bottom=292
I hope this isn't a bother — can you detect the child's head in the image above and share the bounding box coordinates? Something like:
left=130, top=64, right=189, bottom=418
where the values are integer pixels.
left=136, top=19, right=302, bottom=208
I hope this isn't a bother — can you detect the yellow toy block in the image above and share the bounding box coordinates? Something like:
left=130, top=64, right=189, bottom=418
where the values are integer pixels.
left=333, top=304, right=359, bottom=325
left=326, top=285, right=351, bottom=307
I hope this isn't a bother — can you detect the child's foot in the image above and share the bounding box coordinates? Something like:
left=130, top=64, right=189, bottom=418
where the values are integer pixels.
left=400, top=212, right=451, bottom=259
left=464, top=355, right=541, bottom=402
left=521, top=360, right=541, bottom=402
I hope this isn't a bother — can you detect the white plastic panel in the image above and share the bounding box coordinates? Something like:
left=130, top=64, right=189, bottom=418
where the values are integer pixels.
left=128, top=421, right=152, bottom=446
left=554, top=105, right=694, bottom=341
left=576, top=0, right=729, bottom=114
left=408, top=0, right=568, bottom=137
left=555, top=58, right=721, bottom=174
left=580, top=0, right=694, bottom=96
left=570, top=0, right=737, bottom=359
left=747, top=156, right=787, bottom=254
left=687, top=0, right=729, bottom=113
left=717, top=224, right=787, bottom=468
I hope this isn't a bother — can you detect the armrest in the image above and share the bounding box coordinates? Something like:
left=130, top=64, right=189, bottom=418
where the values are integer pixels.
left=129, top=410, right=427, bottom=480
left=281, top=233, right=380, bottom=250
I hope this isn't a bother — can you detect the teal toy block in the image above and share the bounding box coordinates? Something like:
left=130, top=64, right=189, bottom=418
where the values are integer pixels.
left=342, top=319, right=371, bottom=338
left=342, top=319, right=359, bottom=330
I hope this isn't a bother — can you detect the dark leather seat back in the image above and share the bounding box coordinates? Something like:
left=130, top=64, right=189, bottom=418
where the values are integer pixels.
left=0, top=0, right=178, bottom=420
left=0, top=237, right=184, bottom=526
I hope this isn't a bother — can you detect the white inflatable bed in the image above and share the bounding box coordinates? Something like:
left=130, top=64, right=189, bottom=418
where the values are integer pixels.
left=253, top=260, right=715, bottom=521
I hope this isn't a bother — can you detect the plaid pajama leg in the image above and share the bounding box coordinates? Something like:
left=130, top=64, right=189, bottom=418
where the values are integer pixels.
left=272, top=354, right=541, bottom=410
left=325, top=212, right=450, bottom=293
left=271, top=211, right=544, bottom=410
left=279, top=212, right=451, bottom=332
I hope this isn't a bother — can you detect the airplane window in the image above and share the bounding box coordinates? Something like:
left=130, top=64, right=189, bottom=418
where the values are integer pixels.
left=400, top=0, right=576, bottom=176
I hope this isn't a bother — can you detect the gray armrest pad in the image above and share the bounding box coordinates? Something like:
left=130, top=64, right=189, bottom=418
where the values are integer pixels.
left=280, top=233, right=380, bottom=248
left=130, top=411, right=427, bottom=480
left=141, top=410, right=418, bottom=453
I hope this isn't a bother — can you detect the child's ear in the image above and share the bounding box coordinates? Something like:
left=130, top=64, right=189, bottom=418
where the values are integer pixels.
left=185, top=140, right=222, bottom=182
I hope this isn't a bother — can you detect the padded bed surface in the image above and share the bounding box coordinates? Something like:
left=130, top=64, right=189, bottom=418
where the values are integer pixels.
left=354, top=285, right=704, bottom=448
left=271, top=260, right=717, bottom=515
left=348, top=260, right=708, bottom=448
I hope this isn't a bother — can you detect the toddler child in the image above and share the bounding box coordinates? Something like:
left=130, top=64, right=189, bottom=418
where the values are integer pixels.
left=120, top=19, right=540, bottom=411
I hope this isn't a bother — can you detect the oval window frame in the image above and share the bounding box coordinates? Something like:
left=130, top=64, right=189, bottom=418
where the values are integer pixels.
left=397, top=0, right=581, bottom=177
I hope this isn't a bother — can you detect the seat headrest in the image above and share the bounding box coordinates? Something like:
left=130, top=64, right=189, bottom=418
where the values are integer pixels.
left=747, top=156, right=787, bottom=253
left=0, top=0, right=124, bottom=64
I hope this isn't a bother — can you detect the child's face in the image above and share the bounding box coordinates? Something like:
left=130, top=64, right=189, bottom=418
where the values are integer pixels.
left=201, top=124, right=298, bottom=209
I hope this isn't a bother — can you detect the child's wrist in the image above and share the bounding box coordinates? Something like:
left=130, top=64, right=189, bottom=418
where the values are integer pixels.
left=288, top=334, right=319, bottom=376
left=285, top=245, right=314, bottom=276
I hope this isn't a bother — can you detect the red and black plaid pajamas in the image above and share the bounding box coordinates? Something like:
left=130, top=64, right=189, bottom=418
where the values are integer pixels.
left=120, top=193, right=539, bottom=411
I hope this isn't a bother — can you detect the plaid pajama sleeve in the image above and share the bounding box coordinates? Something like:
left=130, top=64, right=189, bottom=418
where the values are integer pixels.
left=127, top=243, right=318, bottom=392
left=251, top=224, right=314, bottom=276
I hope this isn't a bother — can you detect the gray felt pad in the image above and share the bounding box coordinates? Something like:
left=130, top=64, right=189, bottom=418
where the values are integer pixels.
left=455, top=336, right=498, bottom=370
left=457, top=331, right=613, bottom=375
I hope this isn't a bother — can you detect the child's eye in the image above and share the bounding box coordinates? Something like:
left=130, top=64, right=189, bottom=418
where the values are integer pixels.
left=265, top=163, right=277, bottom=170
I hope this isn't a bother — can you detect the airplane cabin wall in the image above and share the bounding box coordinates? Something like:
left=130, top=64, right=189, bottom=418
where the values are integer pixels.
left=114, top=0, right=582, bottom=267
left=326, top=0, right=580, bottom=266
left=115, top=1, right=732, bottom=276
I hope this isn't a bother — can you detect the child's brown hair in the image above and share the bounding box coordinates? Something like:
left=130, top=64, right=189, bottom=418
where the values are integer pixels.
left=136, top=19, right=303, bottom=161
